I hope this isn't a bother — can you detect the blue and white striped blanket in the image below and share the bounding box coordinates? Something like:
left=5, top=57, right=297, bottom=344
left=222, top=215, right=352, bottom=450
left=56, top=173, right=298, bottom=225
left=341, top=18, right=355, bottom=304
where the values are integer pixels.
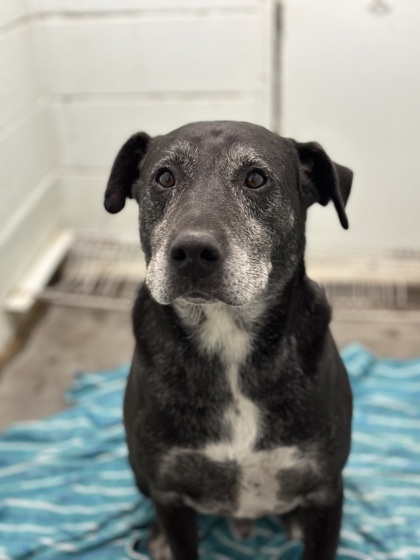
left=1, top=344, right=419, bottom=559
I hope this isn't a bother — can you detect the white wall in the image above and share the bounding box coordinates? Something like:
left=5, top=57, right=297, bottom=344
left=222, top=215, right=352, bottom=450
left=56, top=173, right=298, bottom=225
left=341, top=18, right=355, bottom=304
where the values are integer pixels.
left=0, top=1, right=58, bottom=349
left=282, top=0, right=420, bottom=253
left=29, top=0, right=278, bottom=234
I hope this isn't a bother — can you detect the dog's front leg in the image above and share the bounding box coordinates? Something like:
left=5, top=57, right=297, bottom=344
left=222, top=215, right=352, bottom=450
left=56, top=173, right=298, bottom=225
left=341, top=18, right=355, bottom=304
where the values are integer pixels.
left=301, top=479, right=344, bottom=560
left=150, top=500, right=198, bottom=560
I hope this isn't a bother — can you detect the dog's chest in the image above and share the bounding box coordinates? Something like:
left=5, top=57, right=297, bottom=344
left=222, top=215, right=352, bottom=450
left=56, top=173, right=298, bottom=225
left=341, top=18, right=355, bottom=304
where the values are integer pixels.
left=161, top=305, right=319, bottom=518
left=199, top=377, right=312, bottom=518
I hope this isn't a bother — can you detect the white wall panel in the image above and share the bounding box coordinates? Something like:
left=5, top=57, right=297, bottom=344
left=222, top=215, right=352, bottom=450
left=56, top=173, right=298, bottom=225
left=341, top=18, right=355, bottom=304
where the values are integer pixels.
left=33, top=15, right=265, bottom=95
left=27, top=0, right=260, bottom=14
left=0, top=0, right=26, bottom=29
left=0, top=105, right=56, bottom=224
left=140, top=16, right=265, bottom=94
left=0, top=26, right=40, bottom=127
left=33, top=19, right=146, bottom=95
left=283, top=0, right=420, bottom=251
left=51, top=98, right=261, bottom=167
left=58, top=173, right=139, bottom=235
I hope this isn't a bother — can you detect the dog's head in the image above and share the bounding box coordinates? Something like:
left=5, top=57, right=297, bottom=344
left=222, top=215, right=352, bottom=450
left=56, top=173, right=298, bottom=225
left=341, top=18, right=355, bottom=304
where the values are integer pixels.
left=104, top=121, right=352, bottom=306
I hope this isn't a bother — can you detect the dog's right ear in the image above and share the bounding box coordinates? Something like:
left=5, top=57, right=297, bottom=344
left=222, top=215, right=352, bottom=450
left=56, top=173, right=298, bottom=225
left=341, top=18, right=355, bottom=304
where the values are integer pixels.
left=104, top=132, right=151, bottom=214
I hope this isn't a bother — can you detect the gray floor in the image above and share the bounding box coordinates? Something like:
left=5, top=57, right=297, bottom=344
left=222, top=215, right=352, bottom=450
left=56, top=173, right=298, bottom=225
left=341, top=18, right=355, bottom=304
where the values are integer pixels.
left=0, top=305, right=419, bottom=431
left=0, top=307, right=134, bottom=430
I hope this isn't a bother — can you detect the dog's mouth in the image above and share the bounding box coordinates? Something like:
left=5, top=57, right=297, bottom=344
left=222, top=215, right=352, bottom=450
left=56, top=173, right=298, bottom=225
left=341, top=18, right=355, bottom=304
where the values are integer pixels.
left=177, top=291, right=218, bottom=305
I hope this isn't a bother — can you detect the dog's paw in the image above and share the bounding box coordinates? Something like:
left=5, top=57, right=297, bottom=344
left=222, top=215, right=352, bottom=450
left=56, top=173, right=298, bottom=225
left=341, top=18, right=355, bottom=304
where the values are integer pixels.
left=281, top=511, right=303, bottom=541
left=149, top=530, right=174, bottom=560
left=230, top=518, right=255, bottom=539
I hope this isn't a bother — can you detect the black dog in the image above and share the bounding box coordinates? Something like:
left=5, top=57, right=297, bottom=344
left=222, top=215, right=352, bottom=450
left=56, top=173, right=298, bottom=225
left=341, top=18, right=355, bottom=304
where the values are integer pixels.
left=104, top=121, right=353, bottom=560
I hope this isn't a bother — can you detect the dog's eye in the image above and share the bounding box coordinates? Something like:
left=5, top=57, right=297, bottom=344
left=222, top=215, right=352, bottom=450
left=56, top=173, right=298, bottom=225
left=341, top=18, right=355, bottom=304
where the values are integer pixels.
left=245, top=171, right=266, bottom=189
left=157, top=170, right=175, bottom=188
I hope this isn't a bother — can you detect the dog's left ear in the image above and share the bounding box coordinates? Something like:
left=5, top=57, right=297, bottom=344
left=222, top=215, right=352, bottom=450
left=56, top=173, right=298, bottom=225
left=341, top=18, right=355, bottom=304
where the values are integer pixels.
left=104, top=132, right=151, bottom=214
left=294, top=141, right=353, bottom=229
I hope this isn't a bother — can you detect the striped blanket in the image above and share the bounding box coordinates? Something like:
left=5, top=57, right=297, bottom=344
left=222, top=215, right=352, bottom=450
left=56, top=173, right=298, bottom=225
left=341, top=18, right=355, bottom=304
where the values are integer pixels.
left=0, top=345, right=419, bottom=559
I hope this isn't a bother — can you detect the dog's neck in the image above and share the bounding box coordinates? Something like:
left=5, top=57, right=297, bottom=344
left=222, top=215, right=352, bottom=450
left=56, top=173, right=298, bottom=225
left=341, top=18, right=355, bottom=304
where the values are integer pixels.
left=172, top=260, right=321, bottom=367
left=174, top=299, right=266, bottom=366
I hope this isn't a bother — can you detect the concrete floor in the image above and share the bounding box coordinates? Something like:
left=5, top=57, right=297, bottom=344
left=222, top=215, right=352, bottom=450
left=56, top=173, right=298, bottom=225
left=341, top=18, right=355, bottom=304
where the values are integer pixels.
left=0, top=305, right=419, bottom=431
left=0, top=307, right=134, bottom=431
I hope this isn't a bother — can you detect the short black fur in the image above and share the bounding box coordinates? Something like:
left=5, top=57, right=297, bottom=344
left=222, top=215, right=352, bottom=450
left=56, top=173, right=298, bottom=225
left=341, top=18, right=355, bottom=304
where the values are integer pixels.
left=104, top=121, right=353, bottom=560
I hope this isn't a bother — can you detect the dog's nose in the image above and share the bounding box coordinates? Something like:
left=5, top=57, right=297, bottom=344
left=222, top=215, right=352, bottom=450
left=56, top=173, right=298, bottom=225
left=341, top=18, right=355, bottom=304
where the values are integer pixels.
left=169, top=231, right=223, bottom=278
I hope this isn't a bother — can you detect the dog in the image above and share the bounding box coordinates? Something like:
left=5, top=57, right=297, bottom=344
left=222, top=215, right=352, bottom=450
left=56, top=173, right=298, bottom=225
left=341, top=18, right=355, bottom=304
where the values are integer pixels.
left=104, top=121, right=353, bottom=560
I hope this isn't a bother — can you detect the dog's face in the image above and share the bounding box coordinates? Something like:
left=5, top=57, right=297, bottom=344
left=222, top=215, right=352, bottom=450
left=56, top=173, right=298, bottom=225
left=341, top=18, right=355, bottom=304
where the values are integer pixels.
left=105, top=121, right=352, bottom=306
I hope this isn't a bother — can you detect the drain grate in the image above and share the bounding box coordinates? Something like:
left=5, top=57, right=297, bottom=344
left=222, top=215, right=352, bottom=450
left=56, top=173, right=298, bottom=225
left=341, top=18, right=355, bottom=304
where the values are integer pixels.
left=308, top=250, right=420, bottom=311
left=323, top=281, right=415, bottom=310
left=41, top=237, right=420, bottom=314
left=42, top=236, right=146, bottom=311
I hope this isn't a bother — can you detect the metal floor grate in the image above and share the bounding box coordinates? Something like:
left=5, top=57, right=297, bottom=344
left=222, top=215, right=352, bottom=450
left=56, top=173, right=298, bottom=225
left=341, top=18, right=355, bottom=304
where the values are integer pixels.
left=42, top=237, right=420, bottom=314
left=307, top=249, right=420, bottom=311
left=323, top=281, right=419, bottom=310
left=42, top=236, right=146, bottom=311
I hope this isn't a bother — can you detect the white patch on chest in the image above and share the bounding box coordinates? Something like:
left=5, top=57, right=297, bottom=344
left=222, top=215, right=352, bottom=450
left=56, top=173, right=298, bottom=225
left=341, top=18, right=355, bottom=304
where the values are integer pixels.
left=174, top=302, right=318, bottom=518
left=197, top=305, right=259, bottom=460
left=199, top=305, right=312, bottom=517
left=195, top=303, right=253, bottom=364
left=204, top=434, right=313, bottom=517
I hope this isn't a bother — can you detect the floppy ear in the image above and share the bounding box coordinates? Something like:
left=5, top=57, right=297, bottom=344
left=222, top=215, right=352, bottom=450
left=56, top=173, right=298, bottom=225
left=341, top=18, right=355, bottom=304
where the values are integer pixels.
left=294, top=141, right=353, bottom=229
left=104, top=132, right=151, bottom=214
